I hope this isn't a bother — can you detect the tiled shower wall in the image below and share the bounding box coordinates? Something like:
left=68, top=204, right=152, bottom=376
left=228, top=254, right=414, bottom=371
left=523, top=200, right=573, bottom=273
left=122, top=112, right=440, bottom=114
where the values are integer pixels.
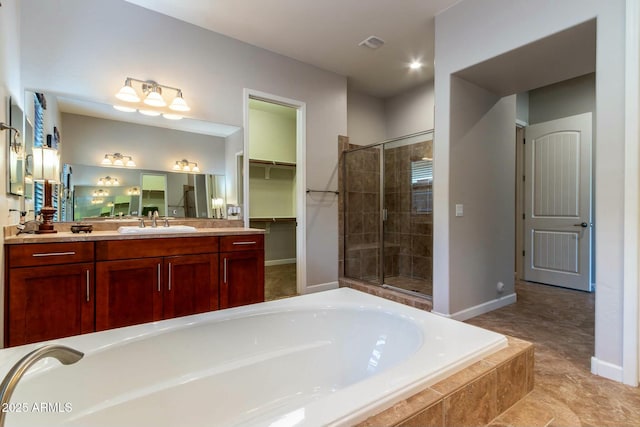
left=339, top=136, right=433, bottom=287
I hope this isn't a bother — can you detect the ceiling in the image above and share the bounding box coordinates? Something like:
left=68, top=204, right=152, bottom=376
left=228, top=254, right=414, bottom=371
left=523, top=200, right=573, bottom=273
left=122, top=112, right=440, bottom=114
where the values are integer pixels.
left=123, top=0, right=460, bottom=99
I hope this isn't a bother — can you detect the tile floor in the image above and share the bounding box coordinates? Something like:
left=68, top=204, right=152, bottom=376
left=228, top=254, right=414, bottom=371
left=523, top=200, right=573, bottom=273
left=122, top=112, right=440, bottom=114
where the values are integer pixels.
left=466, top=281, right=640, bottom=427
left=264, top=263, right=297, bottom=301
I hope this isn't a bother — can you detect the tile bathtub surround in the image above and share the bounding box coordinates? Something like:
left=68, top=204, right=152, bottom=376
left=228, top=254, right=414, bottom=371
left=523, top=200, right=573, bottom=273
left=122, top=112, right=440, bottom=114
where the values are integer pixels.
left=357, top=337, right=534, bottom=427
left=339, top=277, right=433, bottom=311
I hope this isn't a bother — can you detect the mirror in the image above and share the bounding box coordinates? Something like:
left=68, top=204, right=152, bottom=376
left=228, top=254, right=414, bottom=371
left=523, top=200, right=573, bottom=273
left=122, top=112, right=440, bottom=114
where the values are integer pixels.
left=7, top=97, right=25, bottom=196
left=22, top=91, right=242, bottom=221
left=68, top=165, right=226, bottom=221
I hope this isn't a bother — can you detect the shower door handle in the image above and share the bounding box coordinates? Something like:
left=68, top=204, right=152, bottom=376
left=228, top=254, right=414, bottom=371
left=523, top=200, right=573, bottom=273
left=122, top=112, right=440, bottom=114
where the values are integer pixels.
left=382, top=209, right=388, bottom=222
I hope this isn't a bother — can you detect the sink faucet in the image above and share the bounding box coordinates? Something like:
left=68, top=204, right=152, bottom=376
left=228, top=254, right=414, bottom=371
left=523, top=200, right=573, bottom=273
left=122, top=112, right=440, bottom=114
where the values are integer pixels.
left=0, top=345, right=83, bottom=427
left=152, top=211, right=159, bottom=228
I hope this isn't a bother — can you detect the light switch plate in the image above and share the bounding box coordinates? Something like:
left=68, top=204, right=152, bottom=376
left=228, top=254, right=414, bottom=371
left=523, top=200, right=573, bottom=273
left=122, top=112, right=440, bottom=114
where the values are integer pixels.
left=455, top=204, right=464, bottom=217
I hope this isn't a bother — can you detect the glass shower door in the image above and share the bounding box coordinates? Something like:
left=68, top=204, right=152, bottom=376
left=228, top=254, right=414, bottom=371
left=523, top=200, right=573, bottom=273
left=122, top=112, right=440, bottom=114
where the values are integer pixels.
left=343, top=145, right=382, bottom=285
left=382, top=132, right=433, bottom=297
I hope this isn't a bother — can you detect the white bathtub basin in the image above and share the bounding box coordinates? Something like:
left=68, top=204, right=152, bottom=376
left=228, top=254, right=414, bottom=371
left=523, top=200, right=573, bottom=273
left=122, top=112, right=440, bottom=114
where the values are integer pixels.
left=117, top=225, right=197, bottom=234
left=0, top=288, right=507, bottom=427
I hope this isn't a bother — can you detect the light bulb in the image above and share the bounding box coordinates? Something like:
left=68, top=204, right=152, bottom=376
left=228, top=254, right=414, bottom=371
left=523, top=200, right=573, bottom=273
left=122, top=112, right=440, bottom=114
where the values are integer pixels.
left=115, top=80, right=140, bottom=103
left=144, top=90, right=166, bottom=107
left=101, top=155, right=112, bottom=165
left=169, top=93, right=190, bottom=112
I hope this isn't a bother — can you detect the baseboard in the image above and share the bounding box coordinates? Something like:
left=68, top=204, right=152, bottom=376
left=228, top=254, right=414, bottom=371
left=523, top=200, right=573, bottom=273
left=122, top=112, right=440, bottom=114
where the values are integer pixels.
left=433, top=293, right=517, bottom=321
left=591, top=357, right=623, bottom=382
left=264, top=258, right=296, bottom=267
left=304, top=281, right=339, bottom=294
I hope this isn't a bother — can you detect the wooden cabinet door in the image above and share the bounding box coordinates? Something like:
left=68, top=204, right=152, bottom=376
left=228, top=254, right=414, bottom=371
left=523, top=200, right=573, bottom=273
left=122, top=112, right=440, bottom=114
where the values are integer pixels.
left=220, top=250, right=265, bottom=309
left=96, top=258, right=163, bottom=331
left=164, top=253, right=219, bottom=319
left=7, top=263, right=94, bottom=347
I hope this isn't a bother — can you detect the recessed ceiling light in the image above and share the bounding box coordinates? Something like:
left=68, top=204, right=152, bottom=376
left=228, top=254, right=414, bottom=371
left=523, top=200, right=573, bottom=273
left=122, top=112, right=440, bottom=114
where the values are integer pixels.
left=409, top=61, right=423, bottom=70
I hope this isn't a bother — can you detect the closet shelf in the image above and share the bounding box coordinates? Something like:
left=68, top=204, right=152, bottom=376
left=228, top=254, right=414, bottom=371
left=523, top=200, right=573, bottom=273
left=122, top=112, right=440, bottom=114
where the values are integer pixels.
left=249, top=159, right=296, bottom=168
left=250, top=217, right=297, bottom=223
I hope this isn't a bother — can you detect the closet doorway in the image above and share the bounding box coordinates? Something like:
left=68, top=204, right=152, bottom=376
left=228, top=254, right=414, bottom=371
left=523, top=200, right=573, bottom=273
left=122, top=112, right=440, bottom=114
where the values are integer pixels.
left=243, top=90, right=306, bottom=300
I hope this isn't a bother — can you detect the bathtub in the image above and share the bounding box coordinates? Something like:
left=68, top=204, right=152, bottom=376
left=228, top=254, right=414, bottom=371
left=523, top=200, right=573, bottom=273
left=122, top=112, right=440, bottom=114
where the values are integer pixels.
left=0, top=288, right=506, bottom=427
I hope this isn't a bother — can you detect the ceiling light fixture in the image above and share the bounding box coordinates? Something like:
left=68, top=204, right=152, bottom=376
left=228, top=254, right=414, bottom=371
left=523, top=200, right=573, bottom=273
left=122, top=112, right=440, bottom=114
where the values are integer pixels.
left=114, top=77, right=190, bottom=121
left=101, top=153, right=136, bottom=167
left=172, top=159, right=200, bottom=173
left=409, top=60, right=423, bottom=70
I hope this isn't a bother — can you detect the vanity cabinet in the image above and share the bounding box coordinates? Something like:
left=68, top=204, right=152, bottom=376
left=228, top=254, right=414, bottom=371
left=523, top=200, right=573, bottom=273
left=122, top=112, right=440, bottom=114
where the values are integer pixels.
left=219, top=235, right=265, bottom=309
left=5, top=232, right=264, bottom=346
left=95, top=237, right=219, bottom=331
left=5, top=242, right=95, bottom=347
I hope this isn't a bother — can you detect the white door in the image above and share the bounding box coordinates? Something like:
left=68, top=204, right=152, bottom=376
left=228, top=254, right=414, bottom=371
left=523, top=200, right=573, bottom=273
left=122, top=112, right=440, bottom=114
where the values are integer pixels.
left=523, top=112, right=592, bottom=291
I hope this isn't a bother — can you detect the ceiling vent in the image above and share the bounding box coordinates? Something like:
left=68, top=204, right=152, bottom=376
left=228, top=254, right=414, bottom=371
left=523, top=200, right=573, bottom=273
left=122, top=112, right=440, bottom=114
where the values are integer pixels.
left=359, top=36, right=385, bottom=50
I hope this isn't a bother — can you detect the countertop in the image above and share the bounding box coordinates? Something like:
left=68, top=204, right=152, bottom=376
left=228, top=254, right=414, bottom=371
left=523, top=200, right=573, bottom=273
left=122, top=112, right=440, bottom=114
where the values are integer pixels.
left=4, top=227, right=265, bottom=245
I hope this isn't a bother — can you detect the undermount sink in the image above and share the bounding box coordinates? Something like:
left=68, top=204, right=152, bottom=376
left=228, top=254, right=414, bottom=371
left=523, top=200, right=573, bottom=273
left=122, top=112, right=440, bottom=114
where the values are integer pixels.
left=117, top=225, right=198, bottom=234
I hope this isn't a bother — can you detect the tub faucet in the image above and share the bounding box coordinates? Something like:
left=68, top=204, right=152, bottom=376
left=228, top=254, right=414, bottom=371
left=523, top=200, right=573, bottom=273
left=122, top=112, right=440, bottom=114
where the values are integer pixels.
left=0, top=345, right=83, bottom=427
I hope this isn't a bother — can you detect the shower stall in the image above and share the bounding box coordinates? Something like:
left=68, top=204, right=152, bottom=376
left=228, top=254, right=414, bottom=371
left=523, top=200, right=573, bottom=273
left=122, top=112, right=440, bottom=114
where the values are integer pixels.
left=342, top=131, right=433, bottom=298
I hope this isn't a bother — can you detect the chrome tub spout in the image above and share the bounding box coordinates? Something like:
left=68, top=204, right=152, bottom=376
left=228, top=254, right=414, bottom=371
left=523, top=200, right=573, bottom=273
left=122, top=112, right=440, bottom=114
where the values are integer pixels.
left=0, top=345, right=83, bottom=427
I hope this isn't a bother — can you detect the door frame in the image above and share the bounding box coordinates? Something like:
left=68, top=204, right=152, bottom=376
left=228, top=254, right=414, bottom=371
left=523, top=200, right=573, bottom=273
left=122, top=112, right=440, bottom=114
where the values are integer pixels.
left=242, top=88, right=307, bottom=295
left=515, top=122, right=526, bottom=281
left=623, top=0, right=639, bottom=386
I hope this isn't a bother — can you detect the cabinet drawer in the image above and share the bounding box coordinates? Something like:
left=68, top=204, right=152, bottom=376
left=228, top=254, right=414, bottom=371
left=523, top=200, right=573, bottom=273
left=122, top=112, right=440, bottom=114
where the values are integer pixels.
left=220, top=234, right=264, bottom=252
left=8, top=242, right=95, bottom=267
left=96, top=236, right=219, bottom=261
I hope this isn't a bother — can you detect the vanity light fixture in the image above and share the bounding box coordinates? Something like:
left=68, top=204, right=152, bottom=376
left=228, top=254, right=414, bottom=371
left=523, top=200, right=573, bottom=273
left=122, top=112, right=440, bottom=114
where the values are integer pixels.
left=97, top=176, right=119, bottom=186
left=172, top=159, right=200, bottom=173
left=92, top=189, right=110, bottom=197
left=114, top=77, right=190, bottom=120
left=127, top=187, right=140, bottom=196
left=101, top=153, right=136, bottom=168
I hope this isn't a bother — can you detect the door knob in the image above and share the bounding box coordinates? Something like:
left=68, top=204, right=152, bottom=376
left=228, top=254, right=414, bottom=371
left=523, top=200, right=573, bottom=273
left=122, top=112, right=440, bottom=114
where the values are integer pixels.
left=573, top=222, right=588, bottom=228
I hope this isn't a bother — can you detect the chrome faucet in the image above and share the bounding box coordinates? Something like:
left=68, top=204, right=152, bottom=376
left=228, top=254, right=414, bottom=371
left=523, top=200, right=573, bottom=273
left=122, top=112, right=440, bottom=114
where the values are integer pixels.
left=0, top=345, right=83, bottom=427
left=152, top=211, right=159, bottom=228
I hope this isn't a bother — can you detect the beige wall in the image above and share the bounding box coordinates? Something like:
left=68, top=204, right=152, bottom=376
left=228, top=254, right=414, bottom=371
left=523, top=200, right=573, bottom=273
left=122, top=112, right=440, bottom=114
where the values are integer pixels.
left=248, top=107, right=296, bottom=163
left=347, top=82, right=435, bottom=146
left=385, top=82, right=435, bottom=139
left=529, top=73, right=596, bottom=125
